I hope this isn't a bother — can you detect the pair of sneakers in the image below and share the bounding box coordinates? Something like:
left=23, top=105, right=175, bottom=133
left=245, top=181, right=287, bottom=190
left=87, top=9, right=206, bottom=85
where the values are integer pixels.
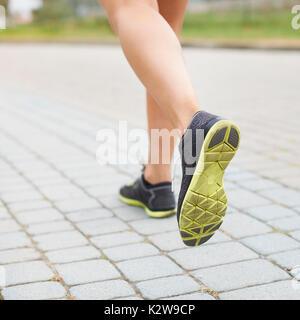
left=120, top=111, right=240, bottom=247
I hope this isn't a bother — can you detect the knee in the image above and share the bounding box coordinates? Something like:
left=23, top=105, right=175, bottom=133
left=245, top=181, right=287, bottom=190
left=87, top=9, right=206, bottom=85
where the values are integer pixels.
left=99, top=0, right=158, bottom=34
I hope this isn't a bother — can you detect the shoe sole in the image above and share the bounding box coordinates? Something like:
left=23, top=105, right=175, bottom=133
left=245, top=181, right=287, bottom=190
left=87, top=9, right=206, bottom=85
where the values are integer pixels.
left=179, top=120, right=240, bottom=246
left=119, top=195, right=176, bottom=218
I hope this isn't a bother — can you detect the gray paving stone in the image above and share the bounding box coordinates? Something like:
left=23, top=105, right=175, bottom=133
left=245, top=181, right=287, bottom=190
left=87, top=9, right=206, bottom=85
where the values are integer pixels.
left=129, top=216, right=177, bottom=235
left=279, top=176, right=300, bottom=190
left=1, top=190, right=43, bottom=203
left=149, top=231, right=186, bottom=252
left=294, top=207, right=300, bottom=214
left=268, top=216, right=300, bottom=232
left=221, top=213, right=271, bottom=238
left=269, top=249, right=300, bottom=270
left=261, top=166, right=300, bottom=181
left=55, top=259, right=120, bottom=286
left=70, top=280, right=134, bottom=300
left=169, top=242, right=258, bottom=270
left=163, top=292, right=215, bottom=300
left=223, top=181, right=238, bottom=190
left=149, top=230, right=230, bottom=252
left=0, top=177, right=30, bottom=187
left=226, top=171, right=259, bottom=182
left=259, top=188, right=300, bottom=207
left=17, top=208, right=64, bottom=225
left=20, top=164, right=53, bottom=175
left=137, top=276, right=200, bottom=299
left=227, top=189, right=270, bottom=209
left=77, top=217, right=128, bottom=236
left=33, top=179, right=72, bottom=190
left=0, top=177, right=25, bottom=187
left=87, top=184, right=119, bottom=198
left=76, top=174, right=131, bottom=188
left=41, top=185, right=86, bottom=201
left=226, top=206, right=239, bottom=214
left=0, top=219, right=21, bottom=233
left=91, top=231, right=143, bottom=249
left=24, top=170, right=62, bottom=180
left=67, top=208, right=112, bottom=222
left=290, top=230, right=300, bottom=242
left=113, top=206, right=146, bottom=222
left=54, top=197, right=100, bottom=213
left=194, top=259, right=289, bottom=292
left=242, top=233, right=300, bottom=255
left=0, top=206, right=10, bottom=219
left=63, top=168, right=105, bottom=179
left=0, top=248, right=40, bottom=264
left=0, top=232, right=31, bottom=251
left=34, top=230, right=88, bottom=251
left=99, top=195, right=126, bottom=209
left=117, top=256, right=183, bottom=281
left=104, top=243, right=159, bottom=262
left=27, top=220, right=73, bottom=235
left=290, top=266, right=300, bottom=280
left=115, top=296, right=144, bottom=300
left=237, top=178, right=281, bottom=191
left=225, top=166, right=243, bottom=175
left=0, top=186, right=34, bottom=197
left=4, top=261, right=54, bottom=286
left=46, top=246, right=101, bottom=264
left=246, top=204, right=297, bottom=221
left=73, top=175, right=119, bottom=187
left=0, top=212, right=10, bottom=220
left=2, top=282, right=66, bottom=300
left=8, top=200, right=52, bottom=213
left=220, top=280, right=300, bottom=300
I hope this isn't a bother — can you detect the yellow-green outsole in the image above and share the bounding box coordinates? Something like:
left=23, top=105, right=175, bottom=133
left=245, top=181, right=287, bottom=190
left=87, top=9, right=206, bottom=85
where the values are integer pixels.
left=119, top=195, right=176, bottom=218
left=179, top=120, right=240, bottom=246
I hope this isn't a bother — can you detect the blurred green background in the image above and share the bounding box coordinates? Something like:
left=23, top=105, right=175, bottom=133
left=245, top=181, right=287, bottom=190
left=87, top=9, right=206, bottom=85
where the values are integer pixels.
left=0, top=0, right=299, bottom=46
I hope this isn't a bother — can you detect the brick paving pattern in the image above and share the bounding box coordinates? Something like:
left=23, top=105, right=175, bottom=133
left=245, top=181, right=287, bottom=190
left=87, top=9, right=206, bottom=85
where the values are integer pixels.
left=0, top=45, right=300, bottom=300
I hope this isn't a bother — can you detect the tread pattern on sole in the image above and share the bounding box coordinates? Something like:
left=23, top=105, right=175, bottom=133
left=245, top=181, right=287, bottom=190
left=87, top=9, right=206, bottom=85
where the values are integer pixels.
left=179, top=121, right=240, bottom=247
left=228, top=127, right=240, bottom=148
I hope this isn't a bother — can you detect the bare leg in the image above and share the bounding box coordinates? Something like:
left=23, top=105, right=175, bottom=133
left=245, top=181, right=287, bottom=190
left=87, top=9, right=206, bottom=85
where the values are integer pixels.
left=144, top=0, right=189, bottom=184
left=99, top=0, right=199, bottom=134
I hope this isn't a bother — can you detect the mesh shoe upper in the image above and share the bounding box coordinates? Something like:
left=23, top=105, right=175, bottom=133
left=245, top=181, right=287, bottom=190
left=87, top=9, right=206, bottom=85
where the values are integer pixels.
left=120, top=176, right=176, bottom=212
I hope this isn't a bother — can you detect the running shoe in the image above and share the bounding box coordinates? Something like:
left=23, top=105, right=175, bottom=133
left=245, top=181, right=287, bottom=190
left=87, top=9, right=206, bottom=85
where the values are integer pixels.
left=120, top=175, right=176, bottom=218
left=177, top=111, right=240, bottom=246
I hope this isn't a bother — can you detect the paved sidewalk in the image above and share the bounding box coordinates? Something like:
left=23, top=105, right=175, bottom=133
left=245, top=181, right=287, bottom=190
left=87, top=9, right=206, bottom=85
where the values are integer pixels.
left=1, top=45, right=299, bottom=190
left=0, top=88, right=300, bottom=300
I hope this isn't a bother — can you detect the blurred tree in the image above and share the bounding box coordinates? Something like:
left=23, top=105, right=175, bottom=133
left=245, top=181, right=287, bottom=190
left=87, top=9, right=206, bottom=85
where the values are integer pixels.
left=64, top=0, right=101, bottom=17
left=33, top=0, right=76, bottom=23
left=0, top=0, right=8, bottom=13
left=33, top=0, right=100, bottom=23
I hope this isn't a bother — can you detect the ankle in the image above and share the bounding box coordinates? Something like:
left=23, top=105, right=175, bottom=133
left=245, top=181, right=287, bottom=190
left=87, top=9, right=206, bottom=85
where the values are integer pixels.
left=173, top=105, right=200, bottom=134
left=144, top=165, right=171, bottom=184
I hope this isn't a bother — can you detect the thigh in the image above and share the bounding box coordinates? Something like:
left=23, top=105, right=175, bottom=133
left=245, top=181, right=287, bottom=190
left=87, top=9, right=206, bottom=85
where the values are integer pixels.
left=157, top=0, right=189, bottom=36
